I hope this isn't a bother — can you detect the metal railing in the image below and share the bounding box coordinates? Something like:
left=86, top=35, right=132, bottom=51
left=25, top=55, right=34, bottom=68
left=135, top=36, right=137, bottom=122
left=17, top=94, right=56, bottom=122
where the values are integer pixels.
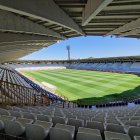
left=0, top=80, right=49, bottom=105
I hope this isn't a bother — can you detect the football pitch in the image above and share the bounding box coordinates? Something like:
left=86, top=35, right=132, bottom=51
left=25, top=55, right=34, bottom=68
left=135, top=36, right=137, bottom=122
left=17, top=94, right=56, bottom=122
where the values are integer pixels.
left=21, top=69, right=140, bottom=104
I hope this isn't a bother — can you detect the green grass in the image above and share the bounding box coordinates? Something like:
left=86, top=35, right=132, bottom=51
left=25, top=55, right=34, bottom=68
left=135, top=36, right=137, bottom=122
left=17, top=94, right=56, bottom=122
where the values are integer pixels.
left=21, top=69, right=140, bottom=105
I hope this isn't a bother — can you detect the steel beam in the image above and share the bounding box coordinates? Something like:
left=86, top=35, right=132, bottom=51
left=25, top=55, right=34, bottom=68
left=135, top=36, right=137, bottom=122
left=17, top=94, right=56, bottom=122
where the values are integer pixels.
left=119, top=28, right=140, bottom=37
left=0, top=44, right=44, bottom=52
left=0, top=50, right=35, bottom=62
left=106, top=18, right=140, bottom=36
left=0, top=10, right=65, bottom=39
left=0, top=40, right=55, bottom=47
left=82, top=0, right=113, bottom=26
left=0, top=0, right=84, bottom=35
left=0, top=32, right=59, bottom=43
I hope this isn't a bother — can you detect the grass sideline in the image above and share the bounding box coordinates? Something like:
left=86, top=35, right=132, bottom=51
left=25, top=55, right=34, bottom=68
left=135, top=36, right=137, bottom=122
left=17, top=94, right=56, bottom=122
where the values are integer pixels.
left=21, top=69, right=140, bottom=105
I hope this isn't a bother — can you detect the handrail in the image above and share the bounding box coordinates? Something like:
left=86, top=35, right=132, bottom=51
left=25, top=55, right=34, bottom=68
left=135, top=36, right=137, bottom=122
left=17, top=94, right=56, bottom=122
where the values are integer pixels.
left=0, top=79, right=49, bottom=105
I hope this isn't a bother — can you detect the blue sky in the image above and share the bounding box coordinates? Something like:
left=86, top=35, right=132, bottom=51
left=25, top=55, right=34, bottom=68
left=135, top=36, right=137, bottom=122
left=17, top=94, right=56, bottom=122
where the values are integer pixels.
left=21, top=36, right=140, bottom=60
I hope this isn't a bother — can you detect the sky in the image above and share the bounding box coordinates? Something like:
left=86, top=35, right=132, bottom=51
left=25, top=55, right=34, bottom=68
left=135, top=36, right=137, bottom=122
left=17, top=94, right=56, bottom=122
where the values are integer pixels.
left=21, top=36, right=140, bottom=60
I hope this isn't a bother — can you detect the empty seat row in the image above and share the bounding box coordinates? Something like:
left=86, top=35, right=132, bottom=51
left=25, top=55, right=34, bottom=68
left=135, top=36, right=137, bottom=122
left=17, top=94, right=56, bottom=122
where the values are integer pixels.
left=1, top=105, right=140, bottom=140
left=1, top=114, right=140, bottom=140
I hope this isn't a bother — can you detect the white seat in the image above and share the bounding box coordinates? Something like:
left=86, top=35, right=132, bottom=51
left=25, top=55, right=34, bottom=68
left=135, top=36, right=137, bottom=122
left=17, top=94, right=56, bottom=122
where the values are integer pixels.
left=9, top=111, right=22, bottom=118
left=42, top=111, right=53, bottom=116
left=77, top=132, right=102, bottom=140
left=4, top=120, right=25, bottom=136
left=67, top=118, right=84, bottom=131
left=128, top=126, right=140, bottom=140
left=0, top=115, right=16, bottom=122
left=0, top=109, right=10, bottom=116
left=52, top=116, right=66, bottom=125
left=25, top=123, right=49, bottom=140
left=50, top=127, right=73, bottom=140
left=130, top=117, right=140, bottom=121
left=134, top=136, right=140, bottom=140
left=0, top=120, right=4, bottom=131
left=54, top=113, right=65, bottom=117
left=22, top=112, right=36, bottom=121
left=92, top=117, right=104, bottom=123
left=125, top=121, right=139, bottom=127
left=104, top=131, right=131, bottom=140
left=31, top=110, right=41, bottom=114
left=106, top=123, right=125, bottom=133
left=16, top=118, right=33, bottom=127
left=21, top=109, right=31, bottom=113
left=34, top=120, right=53, bottom=129
left=77, top=116, right=90, bottom=125
left=37, top=114, right=52, bottom=122
left=78, top=127, right=101, bottom=135
left=55, top=123, right=75, bottom=138
left=106, top=119, right=119, bottom=125
left=66, top=115, right=77, bottom=119
left=6, top=105, right=13, bottom=110
left=86, top=121, right=104, bottom=134
left=12, top=107, right=20, bottom=112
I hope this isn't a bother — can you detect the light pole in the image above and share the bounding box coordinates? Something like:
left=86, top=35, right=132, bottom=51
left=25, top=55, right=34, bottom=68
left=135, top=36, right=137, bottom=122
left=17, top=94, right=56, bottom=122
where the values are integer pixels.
left=66, top=46, right=70, bottom=60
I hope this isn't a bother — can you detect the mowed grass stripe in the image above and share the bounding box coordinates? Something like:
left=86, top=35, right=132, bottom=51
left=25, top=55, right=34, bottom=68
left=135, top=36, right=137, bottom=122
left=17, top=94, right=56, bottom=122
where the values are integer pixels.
left=51, top=70, right=140, bottom=85
left=60, top=69, right=132, bottom=78
left=29, top=70, right=116, bottom=99
left=24, top=70, right=138, bottom=92
left=42, top=69, right=139, bottom=84
left=24, top=71, right=102, bottom=98
left=40, top=70, right=138, bottom=90
left=25, top=69, right=137, bottom=96
left=22, top=70, right=140, bottom=102
left=39, top=70, right=120, bottom=92
left=23, top=71, right=79, bottom=99
left=49, top=69, right=126, bottom=79
left=64, top=70, right=140, bottom=83
left=34, top=71, right=105, bottom=97
left=40, top=70, right=123, bottom=85
left=23, top=70, right=139, bottom=92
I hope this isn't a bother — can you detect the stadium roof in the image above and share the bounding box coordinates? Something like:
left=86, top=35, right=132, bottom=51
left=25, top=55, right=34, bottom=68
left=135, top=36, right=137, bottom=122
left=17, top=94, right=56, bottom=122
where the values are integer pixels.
left=0, top=0, right=140, bottom=62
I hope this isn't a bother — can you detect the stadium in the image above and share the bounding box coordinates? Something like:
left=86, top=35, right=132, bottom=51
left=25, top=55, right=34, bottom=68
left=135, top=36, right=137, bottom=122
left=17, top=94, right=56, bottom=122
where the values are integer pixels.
left=9, top=57, right=140, bottom=105
left=0, top=0, right=140, bottom=140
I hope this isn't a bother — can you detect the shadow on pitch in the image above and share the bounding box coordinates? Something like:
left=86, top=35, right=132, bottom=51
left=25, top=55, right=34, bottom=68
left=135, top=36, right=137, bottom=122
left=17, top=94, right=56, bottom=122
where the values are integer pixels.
left=72, top=84, right=140, bottom=105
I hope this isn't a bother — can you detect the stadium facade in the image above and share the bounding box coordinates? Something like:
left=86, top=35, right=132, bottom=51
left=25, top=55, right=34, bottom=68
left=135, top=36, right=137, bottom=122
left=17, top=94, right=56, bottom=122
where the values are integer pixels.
left=7, top=56, right=140, bottom=73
